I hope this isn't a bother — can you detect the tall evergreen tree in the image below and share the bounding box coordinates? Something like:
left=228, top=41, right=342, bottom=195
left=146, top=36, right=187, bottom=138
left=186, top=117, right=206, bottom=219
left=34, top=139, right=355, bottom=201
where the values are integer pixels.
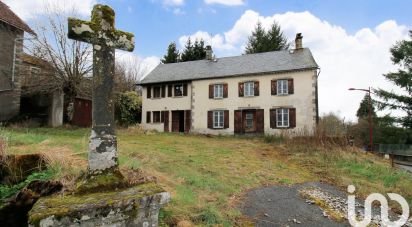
left=375, top=31, right=412, bottom=128
left=267, top=21, right=289, bottom=51
left=180, top=38, right=207, bottom=62
left=245, top=20, right=289, bottom=54
left=356, top=94, right=377, bottom=119
left=161, top=42, right=179, bottom=64
left=180, top=38, right=194, bottom=62
left=245, top=22, right=267, bottom=54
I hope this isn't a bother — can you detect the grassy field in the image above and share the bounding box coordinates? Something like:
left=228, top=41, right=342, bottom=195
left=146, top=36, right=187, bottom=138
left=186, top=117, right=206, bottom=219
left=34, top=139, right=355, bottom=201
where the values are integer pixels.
left=1, top=127, right=411, bottom=225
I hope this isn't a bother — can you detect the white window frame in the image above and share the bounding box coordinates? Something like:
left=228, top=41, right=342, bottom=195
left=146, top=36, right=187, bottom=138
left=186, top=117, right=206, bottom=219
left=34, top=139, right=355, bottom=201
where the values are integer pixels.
left=276, top=108, right=289, bottom=128
left=214, top=84, right=223, bottom=98
left=213, top=110, right=224, bottom=129
left=174, top=84, right=183, bottom=97
left=277, top=80, right=288, bottom=95
left=244, top=82, right=254, bottom=97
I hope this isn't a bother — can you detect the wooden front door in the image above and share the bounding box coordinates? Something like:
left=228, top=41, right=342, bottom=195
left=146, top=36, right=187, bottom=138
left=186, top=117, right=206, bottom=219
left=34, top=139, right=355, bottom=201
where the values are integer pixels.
left=172, top=110, right=185, bottom=132
left=234, top=109, right=264, bottom=134
left=243, top=110, right=256, bottom=133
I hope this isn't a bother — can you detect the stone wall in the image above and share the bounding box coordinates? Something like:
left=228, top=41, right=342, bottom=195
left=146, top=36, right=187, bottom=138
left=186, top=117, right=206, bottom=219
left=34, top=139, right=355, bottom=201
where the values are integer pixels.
left=0, top=22, right=23, bottom=121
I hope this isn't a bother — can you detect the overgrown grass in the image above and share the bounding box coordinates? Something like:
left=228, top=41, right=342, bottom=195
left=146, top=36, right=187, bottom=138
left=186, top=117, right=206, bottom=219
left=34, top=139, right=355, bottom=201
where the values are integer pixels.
left=1, top=127, right=411, bottom=225
left=0, top=169, right=55, bottom=205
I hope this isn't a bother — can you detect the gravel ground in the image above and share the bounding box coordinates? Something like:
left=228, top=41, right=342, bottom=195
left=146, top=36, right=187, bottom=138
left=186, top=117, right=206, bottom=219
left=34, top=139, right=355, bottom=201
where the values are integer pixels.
left=241, top=182, right=412, bottom=227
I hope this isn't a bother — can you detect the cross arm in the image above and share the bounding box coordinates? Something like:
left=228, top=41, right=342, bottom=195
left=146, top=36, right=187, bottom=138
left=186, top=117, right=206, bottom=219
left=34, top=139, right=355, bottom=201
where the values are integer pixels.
left=68, top=18, right=96, bottom=44
left=112, top=30, right=135, bottom=52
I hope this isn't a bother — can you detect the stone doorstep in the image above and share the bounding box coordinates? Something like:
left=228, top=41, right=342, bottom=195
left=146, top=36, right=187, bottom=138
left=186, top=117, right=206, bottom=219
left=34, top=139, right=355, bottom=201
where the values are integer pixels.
left=28, top=183, right=170, bottom=227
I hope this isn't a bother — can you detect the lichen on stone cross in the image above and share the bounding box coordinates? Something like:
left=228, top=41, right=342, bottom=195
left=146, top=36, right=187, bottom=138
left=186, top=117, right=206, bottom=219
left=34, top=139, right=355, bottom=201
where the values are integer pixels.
left=68, top=5, right=135, bottom=175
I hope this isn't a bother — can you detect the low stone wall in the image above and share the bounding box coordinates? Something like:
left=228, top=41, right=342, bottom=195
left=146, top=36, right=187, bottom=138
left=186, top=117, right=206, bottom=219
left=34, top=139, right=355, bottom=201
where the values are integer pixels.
left=28, top=183, right=170, bottom=227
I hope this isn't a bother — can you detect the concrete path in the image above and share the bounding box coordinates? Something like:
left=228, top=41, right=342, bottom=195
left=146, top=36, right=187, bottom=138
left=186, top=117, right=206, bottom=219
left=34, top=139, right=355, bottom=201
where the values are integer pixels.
left=240, top=182, right=350, bottom=227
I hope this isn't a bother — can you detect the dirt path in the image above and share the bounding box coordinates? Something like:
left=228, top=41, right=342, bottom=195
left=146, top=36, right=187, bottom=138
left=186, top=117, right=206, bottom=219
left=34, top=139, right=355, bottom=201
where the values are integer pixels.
left=240, top=182, right=350, bottom=227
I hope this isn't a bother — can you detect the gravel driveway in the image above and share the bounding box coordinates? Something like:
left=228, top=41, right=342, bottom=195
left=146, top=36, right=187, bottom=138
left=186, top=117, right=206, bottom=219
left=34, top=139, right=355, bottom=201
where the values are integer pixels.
left=240, top=182, right=350, bottom=227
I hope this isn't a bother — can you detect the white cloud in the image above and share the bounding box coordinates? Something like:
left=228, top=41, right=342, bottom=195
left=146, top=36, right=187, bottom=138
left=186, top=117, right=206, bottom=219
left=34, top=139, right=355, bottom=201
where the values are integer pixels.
left=163, top=0, right=184, bottom=6
left=204, top=0, right=244, bottom=6
left=3, top=0, right=97, bottom=20
left=179, top=10, right=409, bottom=121
left=173, top=8, right=186, bottom=15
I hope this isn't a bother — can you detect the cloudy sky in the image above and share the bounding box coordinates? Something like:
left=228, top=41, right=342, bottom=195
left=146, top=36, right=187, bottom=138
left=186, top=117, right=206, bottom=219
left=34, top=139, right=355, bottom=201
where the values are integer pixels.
left=3, top=0, right=411, bottom=121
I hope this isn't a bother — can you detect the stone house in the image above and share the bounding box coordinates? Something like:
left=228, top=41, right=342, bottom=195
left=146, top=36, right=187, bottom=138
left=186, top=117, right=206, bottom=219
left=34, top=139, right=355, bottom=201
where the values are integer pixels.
left=19, top=54, right=64, bottom=127
left=139, top=34, right=320, bottom=135
left=0, top=1, right=36, bottom=121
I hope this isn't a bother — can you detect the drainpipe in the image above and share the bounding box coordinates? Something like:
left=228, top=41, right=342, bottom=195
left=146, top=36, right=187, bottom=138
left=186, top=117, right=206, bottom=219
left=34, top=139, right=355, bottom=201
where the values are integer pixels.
left=315, top=68, right=321, bottom=124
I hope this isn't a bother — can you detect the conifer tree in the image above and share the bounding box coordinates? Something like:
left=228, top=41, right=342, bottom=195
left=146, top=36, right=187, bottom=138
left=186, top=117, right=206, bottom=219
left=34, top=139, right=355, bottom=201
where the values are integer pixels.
left=161, top=42, right=179, bottom=64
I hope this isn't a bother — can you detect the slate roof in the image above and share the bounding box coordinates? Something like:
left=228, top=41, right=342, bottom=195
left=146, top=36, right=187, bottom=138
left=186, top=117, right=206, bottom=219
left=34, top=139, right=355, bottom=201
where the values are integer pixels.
left=0, top=1, right=36, bottom=35
left=139, top=48, right=318, bottom=85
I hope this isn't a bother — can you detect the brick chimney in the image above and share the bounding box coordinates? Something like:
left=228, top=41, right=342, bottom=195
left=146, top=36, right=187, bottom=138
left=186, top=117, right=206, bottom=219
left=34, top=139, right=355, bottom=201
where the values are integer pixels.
left=295, top=33, right=303, bottom=49
left=205, top=45, right=213, bottom=60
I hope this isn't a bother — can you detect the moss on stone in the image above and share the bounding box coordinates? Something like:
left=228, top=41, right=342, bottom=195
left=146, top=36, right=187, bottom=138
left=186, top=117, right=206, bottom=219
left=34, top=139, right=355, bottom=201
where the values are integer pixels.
left=28, top=182, right=165, bottom=226
left=75, top=168, right=127, bottom=195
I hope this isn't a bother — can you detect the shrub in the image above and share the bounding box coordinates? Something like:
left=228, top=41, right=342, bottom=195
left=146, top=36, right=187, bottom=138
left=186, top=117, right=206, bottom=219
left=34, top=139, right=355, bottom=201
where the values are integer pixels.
left=115, top=91, right=142, bottom=126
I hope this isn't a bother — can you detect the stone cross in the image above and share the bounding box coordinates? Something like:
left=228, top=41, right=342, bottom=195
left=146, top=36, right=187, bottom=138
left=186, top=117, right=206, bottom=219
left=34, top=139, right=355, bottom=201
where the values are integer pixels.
left=68, top=5, right=134, bottom=174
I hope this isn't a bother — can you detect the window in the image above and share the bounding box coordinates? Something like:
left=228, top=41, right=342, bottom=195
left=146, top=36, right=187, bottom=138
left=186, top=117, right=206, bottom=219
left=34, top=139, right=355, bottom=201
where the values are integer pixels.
left=214, top=84, right=223, bottom=98
left=146, top=111, right=151, bottom=123
left=174, top=84, right=183, bottom=97
left=213, top=110, right=224, bottom=129
left=277, top=108, right=289, bottom=127
left=153, top=86, right=161, bottom=98
left=153, top=111, right=161, bottom=123
left=244, top=82, right=254, bottom=96
left=245, top=113, right=254, bottom=129
left=277, top=80, right=288, bottom=95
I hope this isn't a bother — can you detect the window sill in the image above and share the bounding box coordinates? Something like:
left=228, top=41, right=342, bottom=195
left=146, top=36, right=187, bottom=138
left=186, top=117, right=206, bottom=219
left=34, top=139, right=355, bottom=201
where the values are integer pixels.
left=273, top=94, right=291, bottom=96
left=213, top=97, right=224, bottom=100
left=173, top=96, right=185, bottom=98
left=242, top=95, right=257, bottom=98
left=211, top=127, right=225, bottom=130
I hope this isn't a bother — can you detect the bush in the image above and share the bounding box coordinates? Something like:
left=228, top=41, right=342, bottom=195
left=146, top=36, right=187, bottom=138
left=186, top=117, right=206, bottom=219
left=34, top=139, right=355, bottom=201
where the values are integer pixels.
left=115, top=92, right=142, bottom=126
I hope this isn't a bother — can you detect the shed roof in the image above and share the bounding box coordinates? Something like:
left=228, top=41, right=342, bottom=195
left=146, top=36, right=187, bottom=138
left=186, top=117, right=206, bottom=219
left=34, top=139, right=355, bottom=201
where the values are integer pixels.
left=139, top=48, right=318, bottom=85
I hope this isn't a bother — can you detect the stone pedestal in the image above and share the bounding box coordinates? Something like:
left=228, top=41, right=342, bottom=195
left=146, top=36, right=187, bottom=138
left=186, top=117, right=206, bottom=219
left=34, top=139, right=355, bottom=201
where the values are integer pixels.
left=28, top=183, right=170, bottom=227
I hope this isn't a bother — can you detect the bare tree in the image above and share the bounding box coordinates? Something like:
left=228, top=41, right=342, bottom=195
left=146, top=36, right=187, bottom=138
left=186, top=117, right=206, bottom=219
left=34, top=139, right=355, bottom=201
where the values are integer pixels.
left=114, top=55, right=148, bottom=93
left=27, top=4, right=92, bottom=100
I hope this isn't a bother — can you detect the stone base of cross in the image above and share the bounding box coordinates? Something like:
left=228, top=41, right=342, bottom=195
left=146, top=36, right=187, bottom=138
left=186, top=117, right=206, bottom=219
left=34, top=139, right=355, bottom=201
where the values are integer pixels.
left=68, top=5, right=134, bottom=177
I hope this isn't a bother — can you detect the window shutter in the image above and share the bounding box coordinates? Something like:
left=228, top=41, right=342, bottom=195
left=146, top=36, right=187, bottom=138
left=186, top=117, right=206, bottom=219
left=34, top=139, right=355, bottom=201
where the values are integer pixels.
left=207, top=111, right=213, bottom=129
left=183, top=83, right=188, bottom=96
left=224, top=110, right=229, bottom=128
left=146, top=111, right=151, bottom=123
left=254, top=81, right=259, bottom=96
left=161, top=85, right=166, bottom=98
left=256, top=109, right=264, bottom=133
left=223, top=83, right=228, bottom=98
left=271, top=80, right=277, bottom=95
left=163, top=111, right=169, bottom=132
left=234, top=110, right=242, bottom=133
left=270, top=109, right=277, bottom=128
left=185, top=110, right=191, bottom=133
left=289, top=108, right=296, bottom=128
left=147, top=86, right=151, bottom=98
left=167, top=85, right=172, bottom=97
left=238, top=82, right=244, bottom=97
left=160, top=111, right=165, bottom=123
left=288, top=79, right=294, bottom=94
left=209, top=84, right=214, bottom=99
